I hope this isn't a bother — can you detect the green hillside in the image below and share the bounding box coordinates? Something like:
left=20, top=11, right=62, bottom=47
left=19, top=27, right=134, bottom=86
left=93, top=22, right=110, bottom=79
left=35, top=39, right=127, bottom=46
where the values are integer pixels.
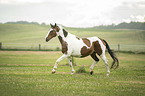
left=0, top=24, right=48, bottom=43
left=0, top=24, right=145, bottom=51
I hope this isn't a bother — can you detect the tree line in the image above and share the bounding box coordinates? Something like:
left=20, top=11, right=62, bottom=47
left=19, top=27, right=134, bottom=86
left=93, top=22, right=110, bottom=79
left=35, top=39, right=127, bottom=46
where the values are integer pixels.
left=4, top=21, right=46, bottom=26
left=93, top=22, right=145, bottom=30
left=1, top=21, right=145, bottom=30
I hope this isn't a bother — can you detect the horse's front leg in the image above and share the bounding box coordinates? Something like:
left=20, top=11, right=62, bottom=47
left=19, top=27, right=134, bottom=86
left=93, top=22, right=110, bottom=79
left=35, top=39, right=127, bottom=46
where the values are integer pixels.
left=67, top=57, right=75, bottom=74
left=52, top=54, right=68, bottom=73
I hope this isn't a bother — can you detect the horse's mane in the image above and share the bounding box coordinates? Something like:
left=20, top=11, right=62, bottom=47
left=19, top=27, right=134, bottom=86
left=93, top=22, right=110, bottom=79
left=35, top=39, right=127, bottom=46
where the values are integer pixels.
left=57, top=24, right=63, bottom=30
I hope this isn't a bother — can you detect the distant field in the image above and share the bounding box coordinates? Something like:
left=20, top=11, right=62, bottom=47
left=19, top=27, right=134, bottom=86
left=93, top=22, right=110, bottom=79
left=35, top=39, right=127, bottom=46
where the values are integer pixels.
left=0, top=51, right=145, bottom=96
left=0, top=24, right=145, bottom=51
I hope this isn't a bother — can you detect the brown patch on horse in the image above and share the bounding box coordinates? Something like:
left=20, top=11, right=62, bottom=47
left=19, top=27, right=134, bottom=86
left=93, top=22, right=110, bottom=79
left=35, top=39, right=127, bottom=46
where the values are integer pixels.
left=82, top=38, right=91, bottom=47
left=63, top=29, right=68, bottom=37
left=58, top=36, right=68, bottom=54
left=81, top=39, right=93, bottom=57
left=58, top=36, right=63, bottom=44
left=62, top=41, right=68, bottom=54
left=93, top=41, right=102, bottom=56
left=99, top=38, right=106, bottom=46
left=81, top=39, right=103, bottom=57
left=81, top=46, right=93, bottom=57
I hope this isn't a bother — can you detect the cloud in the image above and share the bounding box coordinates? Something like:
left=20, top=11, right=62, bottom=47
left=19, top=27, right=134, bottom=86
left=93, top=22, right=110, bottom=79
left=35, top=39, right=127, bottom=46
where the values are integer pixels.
left=0, top=0, right=47, bottom=4
left=110, top=1, right=145, bottom=24
left=62, top=0, right=122, bottom=27
left=0, top=0, right=145, bottom=27
left=0, top=1, right=73, bottom=24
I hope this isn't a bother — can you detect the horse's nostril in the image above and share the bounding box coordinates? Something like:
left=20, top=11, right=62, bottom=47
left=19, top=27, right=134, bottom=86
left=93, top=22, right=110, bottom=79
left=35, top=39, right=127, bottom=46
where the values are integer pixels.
left=46, top=38, right=50, bottom=42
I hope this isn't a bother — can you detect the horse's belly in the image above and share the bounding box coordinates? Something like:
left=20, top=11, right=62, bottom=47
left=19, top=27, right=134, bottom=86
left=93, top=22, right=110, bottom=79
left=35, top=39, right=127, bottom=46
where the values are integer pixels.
left=71, top=50, right=81, bottom=57
left=70, top=42, right=85, bottom=57
left=67, top=37, right=87, bottom=57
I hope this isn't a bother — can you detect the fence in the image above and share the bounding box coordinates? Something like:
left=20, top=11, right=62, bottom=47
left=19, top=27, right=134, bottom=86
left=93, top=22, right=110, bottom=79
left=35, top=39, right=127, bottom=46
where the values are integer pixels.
left=0, top=43, right=61, bottom=51
left=111, top=44, right=145, bottom=52
left=0, top=42, right=145, bottom=52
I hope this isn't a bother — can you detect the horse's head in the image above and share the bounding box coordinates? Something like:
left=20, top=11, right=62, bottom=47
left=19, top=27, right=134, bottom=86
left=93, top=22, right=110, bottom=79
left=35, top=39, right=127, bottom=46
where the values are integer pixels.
left=45, top=23, right=60, bottom=42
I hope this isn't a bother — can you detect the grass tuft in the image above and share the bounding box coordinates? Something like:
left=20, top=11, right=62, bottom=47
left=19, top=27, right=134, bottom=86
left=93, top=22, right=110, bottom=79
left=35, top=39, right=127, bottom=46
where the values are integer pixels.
left=76, top=66, right=87, bottom=73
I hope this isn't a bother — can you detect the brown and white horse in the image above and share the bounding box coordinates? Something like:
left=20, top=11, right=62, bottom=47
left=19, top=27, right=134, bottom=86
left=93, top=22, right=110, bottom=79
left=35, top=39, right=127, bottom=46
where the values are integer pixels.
left=45, top=23, right=119, bottom=75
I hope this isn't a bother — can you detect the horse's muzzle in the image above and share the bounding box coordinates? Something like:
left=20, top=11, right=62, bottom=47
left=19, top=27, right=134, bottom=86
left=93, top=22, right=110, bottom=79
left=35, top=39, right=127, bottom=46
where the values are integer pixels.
left=46, top=38, right=50, bottom=42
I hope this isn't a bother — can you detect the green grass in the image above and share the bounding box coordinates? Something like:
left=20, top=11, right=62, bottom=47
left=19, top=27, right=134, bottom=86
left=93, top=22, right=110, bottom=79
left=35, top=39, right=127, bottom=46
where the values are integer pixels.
left=0, top=51, right=145, bottom=96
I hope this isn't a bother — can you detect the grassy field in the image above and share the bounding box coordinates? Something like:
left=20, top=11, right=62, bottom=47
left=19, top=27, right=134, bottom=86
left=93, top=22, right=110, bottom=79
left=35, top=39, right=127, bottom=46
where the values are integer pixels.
left=0, top=51, right=144, bottom=96
left=0, top=24, right=145, bottom=51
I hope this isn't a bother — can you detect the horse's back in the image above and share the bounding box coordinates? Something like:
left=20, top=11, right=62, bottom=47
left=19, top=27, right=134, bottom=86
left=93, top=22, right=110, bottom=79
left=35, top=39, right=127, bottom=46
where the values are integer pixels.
left=87, top=36, right=100, bottom=42
left=87, top=36, right=106, bottom=54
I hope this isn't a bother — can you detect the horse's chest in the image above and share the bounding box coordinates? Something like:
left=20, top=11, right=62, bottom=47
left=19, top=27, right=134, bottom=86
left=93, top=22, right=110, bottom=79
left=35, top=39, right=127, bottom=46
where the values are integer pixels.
left=61, top=41, right=68, bottom=54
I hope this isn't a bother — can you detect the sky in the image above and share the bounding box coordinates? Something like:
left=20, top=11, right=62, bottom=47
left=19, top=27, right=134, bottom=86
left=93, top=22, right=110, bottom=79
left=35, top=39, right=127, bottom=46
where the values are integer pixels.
left=0, top=0, right=145, bottom=27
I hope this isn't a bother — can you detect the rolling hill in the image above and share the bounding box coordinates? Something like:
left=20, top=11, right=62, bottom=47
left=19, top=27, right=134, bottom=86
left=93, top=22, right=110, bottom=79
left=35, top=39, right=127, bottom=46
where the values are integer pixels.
left=0, top=23, right=145, bottom=51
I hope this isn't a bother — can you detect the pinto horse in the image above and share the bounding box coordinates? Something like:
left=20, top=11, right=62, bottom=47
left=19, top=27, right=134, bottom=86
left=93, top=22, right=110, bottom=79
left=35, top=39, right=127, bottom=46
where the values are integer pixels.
left=45, top=23, right=119, bottom=75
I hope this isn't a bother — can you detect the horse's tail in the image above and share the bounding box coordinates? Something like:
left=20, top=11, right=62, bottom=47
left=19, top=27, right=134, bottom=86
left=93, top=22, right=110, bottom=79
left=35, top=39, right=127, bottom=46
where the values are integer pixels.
left=103, top=39, right=119, bottom=69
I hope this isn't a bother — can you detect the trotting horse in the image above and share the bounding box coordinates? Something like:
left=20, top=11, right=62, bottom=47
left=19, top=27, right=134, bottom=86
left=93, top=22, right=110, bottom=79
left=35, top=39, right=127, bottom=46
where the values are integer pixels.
left=45, top=23, right=119, bottom=75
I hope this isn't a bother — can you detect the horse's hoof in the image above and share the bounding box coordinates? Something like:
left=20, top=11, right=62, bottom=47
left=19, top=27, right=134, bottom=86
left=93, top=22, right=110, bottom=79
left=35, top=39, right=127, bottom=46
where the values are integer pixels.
left=106, top=73, right=109, bottom=76
left=52, top=71, right=56, bottom=74
left=52, top=69, right=56, bottom=74
left=71, top=71, right=74, bottom=75
left=52, top=70, right=56, bottom=74
left=90, top=71, right=93, bottom=75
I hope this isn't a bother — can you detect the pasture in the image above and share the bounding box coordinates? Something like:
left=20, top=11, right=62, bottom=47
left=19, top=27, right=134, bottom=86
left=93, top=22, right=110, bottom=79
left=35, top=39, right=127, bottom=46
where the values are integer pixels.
left=0, top=24, right=145, bottom=51
left=0, top=51, right=145, bottom=96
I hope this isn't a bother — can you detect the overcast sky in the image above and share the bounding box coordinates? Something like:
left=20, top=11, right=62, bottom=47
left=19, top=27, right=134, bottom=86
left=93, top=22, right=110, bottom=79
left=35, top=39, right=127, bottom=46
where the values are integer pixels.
left=0, top=0, right=145, bottom=27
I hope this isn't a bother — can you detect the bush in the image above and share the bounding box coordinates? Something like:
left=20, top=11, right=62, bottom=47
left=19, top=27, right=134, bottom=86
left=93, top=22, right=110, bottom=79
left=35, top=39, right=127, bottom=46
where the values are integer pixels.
left=56, top=47, right=61, bottom=51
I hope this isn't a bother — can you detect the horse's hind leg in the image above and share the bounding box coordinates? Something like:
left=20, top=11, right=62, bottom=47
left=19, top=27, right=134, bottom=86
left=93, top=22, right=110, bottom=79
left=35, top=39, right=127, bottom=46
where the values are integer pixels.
left=100, top=54, right=110, bottom=76
left=90, top=52, right=99, bottom=75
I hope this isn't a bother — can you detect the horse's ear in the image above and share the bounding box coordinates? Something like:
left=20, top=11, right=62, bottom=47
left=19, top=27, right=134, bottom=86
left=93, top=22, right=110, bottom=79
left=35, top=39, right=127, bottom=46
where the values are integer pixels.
left=55, top=23, right=60, bottom=32
left=50, top=23, right=55, bottom=29
left=55, top=23, right=57, bottom=27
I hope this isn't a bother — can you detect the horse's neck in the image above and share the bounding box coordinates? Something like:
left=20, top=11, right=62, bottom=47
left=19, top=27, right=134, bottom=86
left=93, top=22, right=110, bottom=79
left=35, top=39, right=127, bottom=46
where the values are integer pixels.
left=58, top=35, right=64, bottom=45
left=57, top=28, right=69, bottom=45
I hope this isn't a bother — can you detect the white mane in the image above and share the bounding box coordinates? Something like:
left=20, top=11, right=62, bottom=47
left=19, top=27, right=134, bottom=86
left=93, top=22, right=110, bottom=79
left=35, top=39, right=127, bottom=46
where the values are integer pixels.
left=56, top=25, right=66, bottom=37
